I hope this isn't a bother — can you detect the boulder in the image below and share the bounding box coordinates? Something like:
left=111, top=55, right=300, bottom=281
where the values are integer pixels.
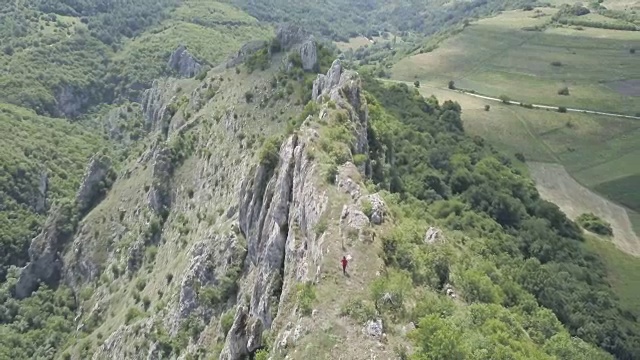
left=76, top=154, right=114, bottom=215
left=167, top=45, right=203, bottom=78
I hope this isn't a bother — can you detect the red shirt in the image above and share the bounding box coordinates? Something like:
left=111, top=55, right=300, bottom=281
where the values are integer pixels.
left=341, top=258, right=348, bottom=267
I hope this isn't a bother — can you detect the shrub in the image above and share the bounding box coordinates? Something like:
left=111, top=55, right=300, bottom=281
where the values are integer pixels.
left=166, top=273, right=174, bottom=284
left=220, top=309, right=235, bottom=337
left=630, top=48, right=636, bottom=54
left=296, top=282, right=316, bottom=316
left=550, top=61, right=563, bottom=67
left=499, top=95, right=511, bottom=104
left=135, top=278, right=146, bottom=291
left=484, top=105, right=490, bottom=111
left=353, top=154, right=368, bottom=166
left=448, top=80, right=455, bottom=90
left=515, top=152, right=526, bottom=162
left=558, top=87, right=570, bottom=96
left=258, top=136, right=282, bottom=171
left=576, top=213, right=613, bottom=236
left=125, top=307, right=144, bottom=324
left=255, top=349, right=269, bottom=360
left=325, top=163, right=338, bottom=184
left=244, top=91, right=254, bottom=103
left=414, top=80, right=420, bottom=88
left=362, top=199, right=374, bottom=219
left=341, top=298, right=376, bottom=323
left=557, top=106, right=567, bottom=113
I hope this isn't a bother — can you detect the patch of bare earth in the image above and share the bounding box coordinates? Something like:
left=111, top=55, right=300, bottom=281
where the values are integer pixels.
left=605, top=79, right=640, bottom=97
left=528, top=162, right=640, bottom=256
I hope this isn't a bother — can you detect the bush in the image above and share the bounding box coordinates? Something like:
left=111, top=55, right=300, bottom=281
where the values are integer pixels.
left=557, top=106, right=567, bottom=113
left=484, top=105, right=490, bottom=111
left=296, top=282, right=316, bottom=316
left=414, top=80, right=420, bottom=88
left=448, top=80, right=455, bottom=90
left=220, top=309, right=235, bottom=337
left=353, top=154, right=368, bottom=166
left=499, top=95, right=511, bottom=104
left=362, top=199, right=374, bottom=219
left=576, top=213, right=613, bottom=236
left=125, top=307, right=144, bottom=324
left=550, top=61, right=562, bottom=67
left=258, top=136, right=282, bottom=171
left=514, top=152, right=526, bottom=162
left=558, top=87, right=570, bottom=96
left=254, top=349, right=269, bottom=360
left=325, top=163, right=338, bottom=184
left=245, top=91, right=254, bottom=103
left=631, top=48, right=636, bottom=54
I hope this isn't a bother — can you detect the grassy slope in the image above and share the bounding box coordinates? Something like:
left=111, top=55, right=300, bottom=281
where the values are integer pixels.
left=389, top=6, right=640, bottom=243
left=391, top=8, right=640, bottom=115
left=0, top=103, right=110, bottom=274
left=585, top=235, right=640, bottom=316
left=111, top=0, right=272, bottom=96
left=0, top=0, right=272, bottom=114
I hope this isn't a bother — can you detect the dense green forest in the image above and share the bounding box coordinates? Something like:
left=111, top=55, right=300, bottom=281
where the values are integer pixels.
left=0, top=104, right=110, bottom=280
left=1, top=0, right=639, bottom=358
left=360, top=77, right=640, bottom=359
left=0, top=0, right=268, bottom=117
left=228, top=0, right=536, bottom=41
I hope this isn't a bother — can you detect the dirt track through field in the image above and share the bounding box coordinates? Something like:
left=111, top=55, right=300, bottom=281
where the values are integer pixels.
left=528, top=162, right=640, bottom=257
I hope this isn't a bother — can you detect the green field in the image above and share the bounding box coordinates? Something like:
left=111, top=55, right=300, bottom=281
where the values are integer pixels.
left=393, top=80, right=640, bottom=254
left=392, top=8, right=640, bottom=115
left=389, top=5, right=640, bottom=250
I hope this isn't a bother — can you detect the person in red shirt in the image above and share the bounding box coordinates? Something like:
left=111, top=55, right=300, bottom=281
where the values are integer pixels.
left=341, top=256, right=348, bottom=275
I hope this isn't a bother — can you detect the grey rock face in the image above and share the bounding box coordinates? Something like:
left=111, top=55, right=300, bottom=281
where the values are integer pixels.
left=424, top=226, right=442, bottom=244
left=276, top=24, right=309, bottom=51
left=169, top=234, right=246, bottom=335
left=341, top=204, right=369, bottom=232
left=299, top=39, right=319, bottom=72
left=76, top=154, right=113, bottom=215
left=225, top=40, right=266, bottom=68
left=168, top=45, right=203, bottom=78
left=140, top=79, right=180, bottom=134
left=147, top=146, right=173, bottom=215
left=275, top=24, right=318, bottom=73
left=55, top=85, right=89, bottom=118
left=34, top=170, right=48, bottom=213
left=222, top=128, right=328, bottom=359
left=366, top=193, right=386, bottom=225
left=14, top=203, right=74, bottom=299
left=364, top=319, right=384, bottom=338
left=336, top=162, right=362, bottom=200
left=313, top=59, right=370, bottom=173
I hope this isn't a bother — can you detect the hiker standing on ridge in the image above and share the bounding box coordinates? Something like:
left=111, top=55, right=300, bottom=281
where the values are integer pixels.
left=341, top=256, right=348, bottom=275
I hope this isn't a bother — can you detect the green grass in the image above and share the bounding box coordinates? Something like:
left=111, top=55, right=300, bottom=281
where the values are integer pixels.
left=594, top=174, right=640, bottom=213
left=585, top=235, right=640, bottom=315
left=391, top=8, right=640, bottom=115
left=390, top=7, right=640, bottom=234
left=402, top=81, right=640, bottom=240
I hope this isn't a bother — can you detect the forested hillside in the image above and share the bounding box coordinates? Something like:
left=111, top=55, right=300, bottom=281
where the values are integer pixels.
left=1, top=0, right=639, bottom=359
left=361, top=77, right=640, bottom=359
left=228, top=0, right=536, bottom=40
left=0, top=0, right=269, bottom=117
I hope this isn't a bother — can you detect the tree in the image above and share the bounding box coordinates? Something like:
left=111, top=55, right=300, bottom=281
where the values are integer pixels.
left=448, top=80, right=455, bottom=90
left=414, top=80, right=420, bottom=88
